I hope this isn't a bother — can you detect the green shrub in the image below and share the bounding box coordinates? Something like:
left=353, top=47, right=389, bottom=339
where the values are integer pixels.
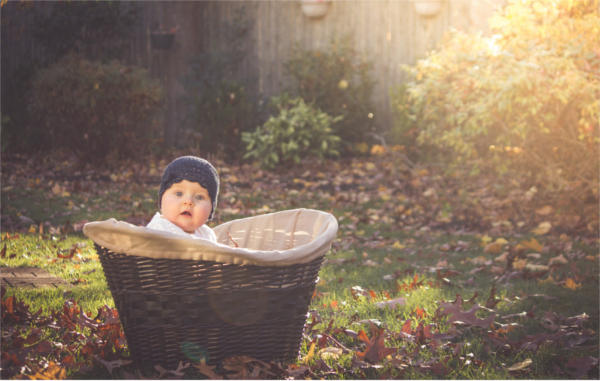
left=28, top=54, right=163, bottom=163
left=285, top=36, right=376, bottom=152
left=182, top=10, right=260, bottom=158
left=2, top=2, right=141, bottom=155
left=388, top=84, right=422, bottom=159
left=404, top=0, right=599, bottom=204
left=242, top=96, right=342, bottom=169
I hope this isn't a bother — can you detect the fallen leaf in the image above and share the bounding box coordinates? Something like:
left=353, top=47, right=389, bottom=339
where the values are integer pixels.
left=29, top=362, right=67, bottom=379
left=480, top=234, right=492, bottom=245
left=518, top=237, right=543, bottom=252
left=363, top=259, right=379, bottom=267
left=437, top=295, right=496, bottom=329
left=484, top=238, right=507, bottom=254
left=565, top=356, right=599, bottom=378
left=194, top=360, right=223, bottom=379
left=532, top=222, right=552, bottom=235
left=535, top=205, right=553, bottom=215
left=507, top=358, right=532, bottom=372
left=538, top=274, right=557, bottom=284
left=564, top=278, right=581, bottom=290
left=303, top=342, right=316, bottom=364
left=356, top=327, right=396, bottom=364
left=525, top=263, right=549, bottom=272
left=471, top=256, right=491, bottom=265
left=392, top=241, right=405, bottom=249
left=375, top=297, right=406, bottom=309
left=351, top=285, right=369, bottom=299
left=414, top=307, right=426, bottom=319
left=495, top=252, right=509, bottom=262
left=549, top=254, right=568, bottom=266
left=318, top=347, right=343, bottom=361
left=94, top=356, right=132, bottom=376
left=513, top=258, right=527, bottom=270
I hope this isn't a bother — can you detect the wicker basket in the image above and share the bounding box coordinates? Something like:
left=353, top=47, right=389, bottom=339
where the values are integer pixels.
left=85, top=209, right=337, bottom=369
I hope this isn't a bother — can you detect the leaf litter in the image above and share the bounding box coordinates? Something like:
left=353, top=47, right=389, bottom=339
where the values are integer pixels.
left=1, top=151, right=598, bottom=378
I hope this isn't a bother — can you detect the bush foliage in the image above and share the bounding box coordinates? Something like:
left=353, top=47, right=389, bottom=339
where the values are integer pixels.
left=2, top=2, right=141, bottom=154
left=285, top=36, right=376, bottom=152
left=404, top=0, right=599, bottom=207
left=28, top=54, right=163, bottom=163
left=242, top=96, right=341, bottom=169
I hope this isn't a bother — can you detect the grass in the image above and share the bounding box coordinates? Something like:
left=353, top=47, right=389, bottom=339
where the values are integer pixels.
left=1, top=155, right=598, bottom=379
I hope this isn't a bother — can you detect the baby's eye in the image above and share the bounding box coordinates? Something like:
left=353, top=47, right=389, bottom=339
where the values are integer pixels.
left=194, top=194, right=205, bottom=201
left=175, top=191, right=184, bottom=197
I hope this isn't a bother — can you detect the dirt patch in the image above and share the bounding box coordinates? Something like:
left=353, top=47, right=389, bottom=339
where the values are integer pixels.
left=1, top=267, right=70, bottom=288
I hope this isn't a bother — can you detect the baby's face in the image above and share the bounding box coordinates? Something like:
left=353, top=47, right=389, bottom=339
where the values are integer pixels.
left=160, top=180, right=212, bottom=233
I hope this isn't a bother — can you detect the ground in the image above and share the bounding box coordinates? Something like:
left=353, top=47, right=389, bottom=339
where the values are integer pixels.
left=1, top=151, right=598, bottom=379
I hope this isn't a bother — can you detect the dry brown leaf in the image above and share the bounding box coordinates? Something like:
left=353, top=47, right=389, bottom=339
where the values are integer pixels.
left=513, top=258, right=528, bottom=270
left=532, top=222, right=552, bottom=235
left=356, top=327, right=396, bottom=364
left=518, top=237, right=543, bottom=252
left=495, top=252, right=509, bottom=262
left=484, top=238, right=507, bottom=254
left=549, top=254, right=568, bottom=266
left=535, top=205, right=553, bottom=215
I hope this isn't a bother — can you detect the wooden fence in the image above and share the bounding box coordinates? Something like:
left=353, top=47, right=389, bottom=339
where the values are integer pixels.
left=2, top=0, right=505, bottom=146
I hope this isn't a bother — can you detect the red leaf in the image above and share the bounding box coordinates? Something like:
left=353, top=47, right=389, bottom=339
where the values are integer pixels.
left=4, top=295, right=15, bottom=314
left=415, top=321, right=433, bottom=345
left=357, top=329, right=370, bottom=344
left=356, top=327, right=396, bottom=364
left=414, top=307, right=426, bottom=319
left=34, top=340, right=53, bottom=354
left=62, top=355, right=76, bottom=366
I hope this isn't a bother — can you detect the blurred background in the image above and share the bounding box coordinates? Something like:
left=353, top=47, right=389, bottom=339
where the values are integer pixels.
left=1, top=0, right=503, bottom=158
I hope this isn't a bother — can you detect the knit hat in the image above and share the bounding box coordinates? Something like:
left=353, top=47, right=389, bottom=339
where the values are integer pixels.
left=158, top=156, right=219, bottom=220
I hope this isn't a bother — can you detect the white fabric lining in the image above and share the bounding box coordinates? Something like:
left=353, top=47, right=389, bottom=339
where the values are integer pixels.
left=83, top=208, right=338, bottom=266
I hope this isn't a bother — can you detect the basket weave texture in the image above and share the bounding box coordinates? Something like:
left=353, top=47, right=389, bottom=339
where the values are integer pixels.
left=89, top=209, right=336, bottom=369
left=98, top=246, right=323, bottom=368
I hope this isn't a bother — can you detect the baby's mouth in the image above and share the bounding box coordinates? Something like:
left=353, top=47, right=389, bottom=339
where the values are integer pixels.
left=181, top=211, right=192, bottom=217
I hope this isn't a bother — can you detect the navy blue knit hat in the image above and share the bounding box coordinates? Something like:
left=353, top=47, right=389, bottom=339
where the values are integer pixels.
left=158, top=156, right=219, bottom=220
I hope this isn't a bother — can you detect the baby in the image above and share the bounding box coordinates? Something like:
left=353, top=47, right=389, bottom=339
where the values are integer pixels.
left=147, top=156, right=219, bottom=241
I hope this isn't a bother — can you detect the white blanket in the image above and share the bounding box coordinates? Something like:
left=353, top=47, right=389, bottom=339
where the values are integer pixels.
left=146, top=212, right=216, bottom=242
left=83, top=208, right=338, bottom=266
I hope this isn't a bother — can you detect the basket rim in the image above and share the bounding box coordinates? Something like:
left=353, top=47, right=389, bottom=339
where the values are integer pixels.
left=83, top=208, right=338, bottom=266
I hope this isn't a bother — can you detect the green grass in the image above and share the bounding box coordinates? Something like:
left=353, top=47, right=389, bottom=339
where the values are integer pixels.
left=1, top=233, right=112, bottom=314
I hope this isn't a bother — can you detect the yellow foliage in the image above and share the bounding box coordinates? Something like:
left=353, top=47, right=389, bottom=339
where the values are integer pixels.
left=370, top=145, right=386, bottom=155
left=564, top=277, right=582, bottom=290
left=518, top=238, right=543, bottom=252
left=405, top=0, right=599, bottom=219
left=532, top=221, right=552, bottom=235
